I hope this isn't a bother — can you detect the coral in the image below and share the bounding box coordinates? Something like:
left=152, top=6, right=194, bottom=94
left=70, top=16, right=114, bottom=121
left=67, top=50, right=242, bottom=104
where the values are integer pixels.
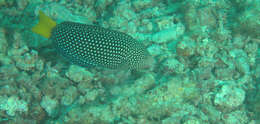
left=200, top=104, right=221, bottom=123
left=40, top=64, right=71, bottom=101
left=139, top=19, right=153, bottom=33
left=0, top=28, right=8, bottom=54
left=0, top=1, right=36, bottom=30
left=222, top=110, right=249, bottom=124
left=34, top=3, right=93, bottom=24
left=249, top=120, right=258, bottom=124
left=162, top=117, right=181, bottom=124
left=247, top=86, right=260, bottom=118
left=80, top=89, right=103, bottom=103
left=107, top=16, right=129, bottom=32
left=169, top=77, right=200, bottom=102
left=28, top=103, right=46, bottom=123
left=132, top=0, right=153, bottom=11
left=147, top=44, right=163, bottom=56
left=40, top=96, right=58, bottom=117
left=8, top=116, right=37, bottom=124
left=5, top=31, right=44, bottom=72
left=183, top=117, right=201, bottom=124
left=176, top=37, right=196, bottom=57
left=110, top=73, right=155, bottom=96
left=59, top=104, right=115, bottom=123
left=161, top=103, right=208, bottom=124
left=214, top=67, right=235, bottom=81
left=16, top=0, right=28, bottom=10
left=135, top=23, right=185, bottom=43
left=0, top=64, right=20, bottom=87
left=197, top=57, right=216, bottom=68
left=60, top=76, right=201, bottom=123
left=0, top=0, right=14, bottom=7
left=95, top=0, right=114, bottom=13
left=114, top=1, right=136, bottom=21
left=235, top=56, right=250, bottom=75
left=0, top=54, right=12, bottom=66
left=63, top=106, right=83, bottom=123
left=232, top=34, right=246, bottom=49
left=255, top=64, right=260, bottom=79
left=65, top=65, right=94, bottom=84
left=196, top=38, right=218, bottom=58
left=61, top=86, right=78, bottom=106
left=132, top=76, right=200, bottom=118
left=214, top=82, right=245, bottom=109
left=234, top=0, right=260, bottom=36
left=155, top=16, right=176, bottom=30
left=14, top=50, right=44, bottom=72
left=76, top=81, right=94, bottom=95
left=244, top=42, right=258, bottom=66
left=163, top=58, right=186, bottom=74
left=195, top=69, right=214, bottom=83
left=0, top=0, right=5, bottom=6
left=0, top=0, right=259, bottom=123
left=132, top=73, right=155, bottom=94
left=0, top=96, right=28, bottom=116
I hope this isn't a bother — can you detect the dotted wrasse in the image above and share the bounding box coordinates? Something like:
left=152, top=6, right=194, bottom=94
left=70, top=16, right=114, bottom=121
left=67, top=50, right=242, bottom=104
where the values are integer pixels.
left=32, top=11, right=153, bottom=70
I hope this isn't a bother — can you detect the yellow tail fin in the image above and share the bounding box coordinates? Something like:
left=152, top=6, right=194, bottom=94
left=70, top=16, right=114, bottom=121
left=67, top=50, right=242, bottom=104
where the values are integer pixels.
left=31, top=11, right=56, bottom=38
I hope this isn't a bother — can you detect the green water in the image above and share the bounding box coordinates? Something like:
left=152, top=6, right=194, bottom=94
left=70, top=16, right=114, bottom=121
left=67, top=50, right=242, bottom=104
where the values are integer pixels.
left=0, top=0, right=259, bottom=124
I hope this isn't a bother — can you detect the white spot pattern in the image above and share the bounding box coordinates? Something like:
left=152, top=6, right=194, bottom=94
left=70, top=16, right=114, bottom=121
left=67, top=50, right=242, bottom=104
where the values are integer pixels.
left=51, top=22, right=148, bottom=69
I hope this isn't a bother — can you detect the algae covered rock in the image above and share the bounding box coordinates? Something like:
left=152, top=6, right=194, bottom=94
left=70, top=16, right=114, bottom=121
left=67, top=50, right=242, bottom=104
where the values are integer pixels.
left=176, top=37, right=196, bottom=57
left=163, top=58, right=186, bottom=74
left=0, top=28, right=8, bottom=54
left=214, top=82, right=245, bottom=109
left=61, top=86, right=78, bottom=106
left=0, top=95, right=28, bottom=116
left=40, top=95, right=58, bottom=117
left=65, top=65, right=94, bottom=83
left=147, top=44, right=163, bottom=56
left=111, top=73, right=156, bottom=97
left=14, top=50, right=44, bottom=72
left=222, top=110, right=249, bottom=124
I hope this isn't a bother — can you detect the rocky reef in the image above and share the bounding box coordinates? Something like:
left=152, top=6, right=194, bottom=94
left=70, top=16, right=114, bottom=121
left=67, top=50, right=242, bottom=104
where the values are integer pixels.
left=0, top=0, right=259, bottom=124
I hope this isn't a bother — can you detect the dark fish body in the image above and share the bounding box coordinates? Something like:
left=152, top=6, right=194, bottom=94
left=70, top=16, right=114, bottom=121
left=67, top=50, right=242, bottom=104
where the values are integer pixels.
left=51, top=22, right=149, bottom=69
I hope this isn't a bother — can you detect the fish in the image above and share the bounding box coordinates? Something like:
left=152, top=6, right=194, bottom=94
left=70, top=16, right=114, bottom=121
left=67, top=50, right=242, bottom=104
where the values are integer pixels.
left=31, top=11, right=153, bottom=70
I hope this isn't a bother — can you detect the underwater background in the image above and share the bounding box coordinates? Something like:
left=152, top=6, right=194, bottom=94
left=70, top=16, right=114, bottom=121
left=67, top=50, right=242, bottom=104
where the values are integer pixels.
left=0, top=0, right=260, bottom=124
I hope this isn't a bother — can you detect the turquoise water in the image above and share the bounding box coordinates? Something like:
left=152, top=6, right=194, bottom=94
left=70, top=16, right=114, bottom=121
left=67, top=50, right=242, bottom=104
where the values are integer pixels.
left=0, top=0, right=260, bottom=124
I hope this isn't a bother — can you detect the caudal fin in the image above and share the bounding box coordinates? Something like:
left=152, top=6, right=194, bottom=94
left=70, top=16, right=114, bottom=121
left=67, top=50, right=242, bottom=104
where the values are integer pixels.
left=31, top=11, right=57, bottom=38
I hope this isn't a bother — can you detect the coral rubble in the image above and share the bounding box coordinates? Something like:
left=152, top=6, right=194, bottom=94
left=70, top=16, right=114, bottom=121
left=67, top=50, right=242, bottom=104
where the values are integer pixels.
left=0, top=0, right=259, bottom=123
